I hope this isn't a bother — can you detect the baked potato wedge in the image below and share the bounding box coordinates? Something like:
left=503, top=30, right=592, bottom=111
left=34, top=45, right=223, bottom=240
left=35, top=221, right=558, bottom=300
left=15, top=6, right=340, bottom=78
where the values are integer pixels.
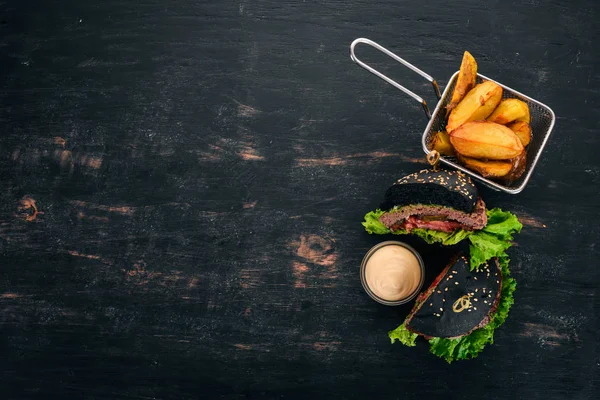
left=456, top=154, right=512, bottom=178
left=487, top=98, right=530, bottom=124
left=449, top=121, right=524, bottom=160
left=447, top=81, right=503, bottom=132
left=430, top=131, right=455, bottom=156
left=507, top=120, right=532, bottom=147
left=457, top=150, right=527, bottom=181
left=446, top=51, right=478, bottom=114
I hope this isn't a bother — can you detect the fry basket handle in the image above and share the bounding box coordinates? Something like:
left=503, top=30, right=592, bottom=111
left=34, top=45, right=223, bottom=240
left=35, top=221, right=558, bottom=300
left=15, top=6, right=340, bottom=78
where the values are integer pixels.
left=350, top=38, right=441, bottom=119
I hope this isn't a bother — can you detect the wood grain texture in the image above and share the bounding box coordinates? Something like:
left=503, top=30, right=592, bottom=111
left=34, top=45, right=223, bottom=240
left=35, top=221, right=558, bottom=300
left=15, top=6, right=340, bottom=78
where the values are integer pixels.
left=1, top=0, right=599, bottom=399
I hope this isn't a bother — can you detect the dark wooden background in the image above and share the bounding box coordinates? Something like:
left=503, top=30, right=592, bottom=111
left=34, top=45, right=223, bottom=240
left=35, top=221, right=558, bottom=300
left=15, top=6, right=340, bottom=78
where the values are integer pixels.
left=1, top=0, right=598, bottom=398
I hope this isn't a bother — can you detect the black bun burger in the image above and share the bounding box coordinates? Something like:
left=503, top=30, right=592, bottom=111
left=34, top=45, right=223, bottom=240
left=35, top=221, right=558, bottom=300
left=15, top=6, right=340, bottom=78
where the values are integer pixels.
left=388, top=253, right=517, bottom=363
left=404, top=254, right=501, bottom=339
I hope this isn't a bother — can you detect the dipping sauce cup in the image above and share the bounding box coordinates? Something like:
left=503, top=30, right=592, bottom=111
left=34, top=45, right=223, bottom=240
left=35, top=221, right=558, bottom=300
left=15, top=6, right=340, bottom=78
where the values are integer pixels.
left=360, top=241, right=425, bottom=306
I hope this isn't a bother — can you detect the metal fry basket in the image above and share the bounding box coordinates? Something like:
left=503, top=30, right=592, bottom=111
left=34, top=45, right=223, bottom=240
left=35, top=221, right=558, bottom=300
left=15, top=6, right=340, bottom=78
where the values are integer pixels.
left=350, top=38, right=555, bottom=194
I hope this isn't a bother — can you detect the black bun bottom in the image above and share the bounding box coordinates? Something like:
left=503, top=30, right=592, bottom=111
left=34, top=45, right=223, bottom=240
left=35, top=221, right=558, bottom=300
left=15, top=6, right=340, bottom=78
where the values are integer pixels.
left=380, top=169, right=478, bottom=213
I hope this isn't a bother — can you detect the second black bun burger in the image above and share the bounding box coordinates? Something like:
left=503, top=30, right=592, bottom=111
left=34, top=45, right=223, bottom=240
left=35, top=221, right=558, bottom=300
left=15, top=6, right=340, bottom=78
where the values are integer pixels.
left=404, top=254, right=502, bottom=339
left=389, top=253, right=517, bottom=363
left=378, top=169, right=487, bottom=233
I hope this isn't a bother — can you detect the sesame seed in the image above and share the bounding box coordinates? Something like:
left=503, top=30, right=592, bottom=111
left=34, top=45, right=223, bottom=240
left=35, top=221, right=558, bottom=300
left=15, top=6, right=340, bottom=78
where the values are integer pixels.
left=455, top=282, right=459, bottom=285
left=439, top=308, right=443, bottom=312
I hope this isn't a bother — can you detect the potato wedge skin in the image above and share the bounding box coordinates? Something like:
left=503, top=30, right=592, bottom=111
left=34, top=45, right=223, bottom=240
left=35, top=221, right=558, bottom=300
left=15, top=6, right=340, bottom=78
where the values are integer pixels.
left=487, top=98, right=530, bottom=125
left=507, top=121, right=532, bottom=147
left=446, top=51, right=477, bottom=113
left=447, top=81, right=503, bottom=132
left=503, top=150, right=527, bottom=181
left=456, top=154, right=512, bottom=178
left=430, top=131, right=455, bottom=156
left=449, top=121, right=524, bottom=160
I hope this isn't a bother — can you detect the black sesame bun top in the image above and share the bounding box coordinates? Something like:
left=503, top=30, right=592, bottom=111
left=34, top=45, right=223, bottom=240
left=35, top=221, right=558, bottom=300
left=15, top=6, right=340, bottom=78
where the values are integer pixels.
left=405, top=255, right=501, bottom=339
left=380, top=169, right=479, bottom=213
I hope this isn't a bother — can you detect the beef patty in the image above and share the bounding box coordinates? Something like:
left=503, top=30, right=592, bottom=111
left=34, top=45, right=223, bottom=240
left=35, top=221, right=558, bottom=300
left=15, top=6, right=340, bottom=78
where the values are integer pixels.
left=379, top=198, right=487, bottom=233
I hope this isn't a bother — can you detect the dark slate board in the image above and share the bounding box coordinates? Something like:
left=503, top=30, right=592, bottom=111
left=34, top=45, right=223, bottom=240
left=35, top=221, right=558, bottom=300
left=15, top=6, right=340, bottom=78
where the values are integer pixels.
left=0, top=0, right=598, bottom=399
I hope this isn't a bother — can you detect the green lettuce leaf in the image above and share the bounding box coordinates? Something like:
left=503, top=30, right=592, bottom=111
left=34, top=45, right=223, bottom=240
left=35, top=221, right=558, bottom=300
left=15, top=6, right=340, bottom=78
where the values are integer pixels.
left=468, top=232, right=512, bottom=270
left=483, top=208, right=523, bottom=241
left=426, top=255, right=517, bottom=363
left=489, top=254, right=517, bottom=330
left=362, top=210, right=390, bottom=235
left=389, top=323, right=418, bottom=347
left=362, top=207, right=522, bottom=271
left=467, top=208, right=523, bottom=270
left=410, top=228, right=472, bottom=246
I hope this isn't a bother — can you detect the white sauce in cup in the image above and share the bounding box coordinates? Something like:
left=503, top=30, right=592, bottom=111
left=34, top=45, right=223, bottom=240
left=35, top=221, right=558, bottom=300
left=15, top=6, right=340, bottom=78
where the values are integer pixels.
left=361, top=241, right=424, bottom=305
